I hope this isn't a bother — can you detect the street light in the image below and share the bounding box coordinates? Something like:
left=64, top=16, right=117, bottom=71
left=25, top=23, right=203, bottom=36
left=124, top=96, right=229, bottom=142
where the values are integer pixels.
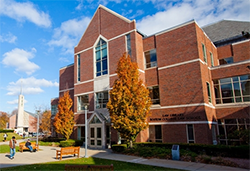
left=84, top=105, right=88, bottom=158
left=36, top=110, right=40, bottom=148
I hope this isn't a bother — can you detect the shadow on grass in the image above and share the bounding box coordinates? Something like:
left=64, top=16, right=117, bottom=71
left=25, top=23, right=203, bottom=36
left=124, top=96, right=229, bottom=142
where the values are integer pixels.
left=1, top=157, right=182, bottom=171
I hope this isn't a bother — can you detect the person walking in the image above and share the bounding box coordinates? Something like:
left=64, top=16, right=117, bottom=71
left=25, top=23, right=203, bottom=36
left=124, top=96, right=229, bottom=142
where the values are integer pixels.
left=3, top=133, right=8, bottom=142
left=9, top=136, right=17, bottom=159
left=25, top=139, right=34, bottom=152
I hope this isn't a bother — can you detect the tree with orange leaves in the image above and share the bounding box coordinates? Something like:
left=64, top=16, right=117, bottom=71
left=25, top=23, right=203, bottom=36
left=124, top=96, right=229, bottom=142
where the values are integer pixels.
left=40, top=110, right=51, bottom=135
left=53, top=91, right=74, bottom=140
left=107, top=53, right=151, bottom=148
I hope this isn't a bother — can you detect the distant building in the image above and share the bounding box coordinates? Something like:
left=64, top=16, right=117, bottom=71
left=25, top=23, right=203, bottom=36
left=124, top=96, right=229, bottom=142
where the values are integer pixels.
left=9, top=93, right=37, bottom=135
left=52, top=5, right=250, bottom=148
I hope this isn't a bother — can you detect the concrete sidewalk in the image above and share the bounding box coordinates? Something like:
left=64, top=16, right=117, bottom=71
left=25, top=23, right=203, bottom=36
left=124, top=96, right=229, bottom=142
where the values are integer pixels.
left=0, top=140, right=248, bottom=171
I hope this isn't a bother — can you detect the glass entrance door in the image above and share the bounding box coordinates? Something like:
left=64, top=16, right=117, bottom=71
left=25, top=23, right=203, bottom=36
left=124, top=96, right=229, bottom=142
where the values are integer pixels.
left=90, top=126, right=102, bottom=148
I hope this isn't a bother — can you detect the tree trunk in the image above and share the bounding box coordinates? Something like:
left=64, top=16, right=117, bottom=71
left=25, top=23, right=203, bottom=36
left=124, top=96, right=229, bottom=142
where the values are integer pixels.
left=129, top=140, right=133, bottom=148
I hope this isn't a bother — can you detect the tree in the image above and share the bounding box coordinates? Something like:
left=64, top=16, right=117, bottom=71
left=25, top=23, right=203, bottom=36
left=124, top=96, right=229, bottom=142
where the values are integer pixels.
left=0, top=112, right=9, bottom=129
left=107, top=53, right=152, bottom=148
left=40, top=110, right=51, bottom=135
left=53, top=91, right=74, bottom=140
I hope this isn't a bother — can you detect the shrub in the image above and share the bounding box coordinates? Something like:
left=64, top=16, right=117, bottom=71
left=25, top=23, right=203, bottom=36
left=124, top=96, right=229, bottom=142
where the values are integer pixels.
left=60, top=139, right=75, bottom=147
left=112, top=144, right=127, bottom=153
left=0, top=129, right=14, bottom=133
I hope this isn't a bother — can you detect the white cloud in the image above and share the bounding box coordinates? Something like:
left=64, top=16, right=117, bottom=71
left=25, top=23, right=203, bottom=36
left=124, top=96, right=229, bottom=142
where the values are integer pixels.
left=7, top=98, right=27, bottom=105
left=7, top=77, right=59, bottom=96
left=0, top=32, right=17, bottom=43
left=48, top=16, right=91, bottom=54
left=137, top=0, right=250, bottom=35
left=0, top=0, right=51, bottom=27
left=2, top=48, right=40, bottom=75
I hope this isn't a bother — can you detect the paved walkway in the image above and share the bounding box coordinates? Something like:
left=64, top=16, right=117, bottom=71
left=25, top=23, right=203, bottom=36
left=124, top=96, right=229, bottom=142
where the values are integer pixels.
left=0, top=140, right=248, bottom=171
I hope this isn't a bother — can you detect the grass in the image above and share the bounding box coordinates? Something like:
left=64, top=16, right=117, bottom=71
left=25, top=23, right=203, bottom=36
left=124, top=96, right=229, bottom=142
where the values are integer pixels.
left=0, top=157, right=182, bottom=171
left=0, top=133, right=23, bottom=141
left=0, top=145, right=19, bottom=153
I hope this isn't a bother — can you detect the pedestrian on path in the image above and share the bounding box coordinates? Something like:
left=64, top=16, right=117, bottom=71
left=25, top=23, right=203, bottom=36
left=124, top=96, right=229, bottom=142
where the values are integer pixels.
left=3, top=133, right=8, bottom=142
left=9, top=136, right=17, bottom=159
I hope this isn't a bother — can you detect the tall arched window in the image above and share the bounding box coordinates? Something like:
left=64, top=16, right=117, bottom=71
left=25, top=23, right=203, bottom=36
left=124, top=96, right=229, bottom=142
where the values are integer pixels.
left=95, top=38, right=108, bottom=77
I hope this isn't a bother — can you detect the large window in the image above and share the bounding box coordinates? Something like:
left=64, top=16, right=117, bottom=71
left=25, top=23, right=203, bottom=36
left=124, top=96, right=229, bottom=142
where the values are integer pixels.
left=218, top=118, right=249, bottom=145
left=214, top=75, right=250, bottom=104
left=77, top=54, right=80, bottom=82
left=78, top=95, right=89, bottom=111
left=148, top=86, right=160, bottom=104
left=187, top=124, right=195, bottom=143
left=95, top=39, right=108, bottom=77
left=202, top=43, right=207, bottom=63
left=145, top=49, right=157, bottom=68
left=219, top=57, right=233, bottom=65
left=96, top=91, right=109, bottom=109
left=126, top=34, right=131, bottom=56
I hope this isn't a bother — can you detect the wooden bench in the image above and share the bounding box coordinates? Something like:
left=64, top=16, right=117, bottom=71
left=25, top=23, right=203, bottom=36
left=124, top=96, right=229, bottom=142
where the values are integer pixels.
left=56, top=146, right=80, bottom=160
left=19, top=142, right=39, bottom=152
left=65, top=164, right=114, bottom=171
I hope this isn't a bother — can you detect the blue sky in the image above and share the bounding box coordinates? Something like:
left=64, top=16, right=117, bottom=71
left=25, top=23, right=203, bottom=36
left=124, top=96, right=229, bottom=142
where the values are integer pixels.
left=0, top=0, right=249, bottom=114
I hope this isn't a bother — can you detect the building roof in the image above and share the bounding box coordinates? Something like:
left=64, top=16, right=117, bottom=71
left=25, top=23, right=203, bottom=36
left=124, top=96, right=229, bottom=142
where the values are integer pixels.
left=202, top=20, right=250, bottom=43
left=24, top=110, right=37, bottom=118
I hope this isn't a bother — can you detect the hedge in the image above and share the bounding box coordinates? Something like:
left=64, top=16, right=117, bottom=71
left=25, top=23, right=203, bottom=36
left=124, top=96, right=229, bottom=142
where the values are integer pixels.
left=133, top=142, right=249, bottom=159
left=0, top=129, right=14, bottom=133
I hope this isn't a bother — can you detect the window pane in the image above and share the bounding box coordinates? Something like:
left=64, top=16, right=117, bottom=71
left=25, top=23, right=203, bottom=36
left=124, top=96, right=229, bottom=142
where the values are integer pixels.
left=102, top=48, right=107, bottom=59
left=220, top=78, right=231, bottom=84
left=187, top=124, right=194, bottom=141
left=240, top=75, right=249, bottom=81
left=96, top=51, right=101, bottom=61
left=96, top=62, right=101, bottom=72
left=97, top=128, right=101, bottom=138
left=102, top=58, right=107, bottom=70
left=233, top=82, right=241, bottom=96
left=221, top=83, right=233, bottom=98
left=91, top=128, right=94, bottom=138
left=150, top=49, right=157, bottom=62
left=241, top=81, right=250, bottom=96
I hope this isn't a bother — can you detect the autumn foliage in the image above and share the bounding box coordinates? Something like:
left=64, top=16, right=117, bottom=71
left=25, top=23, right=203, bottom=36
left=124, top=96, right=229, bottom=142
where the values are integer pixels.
left=0, top=112, right=9, bottom=129
left=107, top=53, right=151, bottom=147
left=40, top=110, right=51, bottom=134
left=53, top=91, right=74, bottom=140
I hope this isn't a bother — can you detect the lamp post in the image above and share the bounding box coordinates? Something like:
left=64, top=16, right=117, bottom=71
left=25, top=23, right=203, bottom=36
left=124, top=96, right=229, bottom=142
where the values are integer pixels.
left=36, top=110, right=40, bottom=147
left=84, top=105, right=88, bottom=158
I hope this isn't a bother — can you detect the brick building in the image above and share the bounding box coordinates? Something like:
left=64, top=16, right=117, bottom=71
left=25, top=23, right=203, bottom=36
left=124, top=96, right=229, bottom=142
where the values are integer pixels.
left=53, top=5, right=250, bottom=148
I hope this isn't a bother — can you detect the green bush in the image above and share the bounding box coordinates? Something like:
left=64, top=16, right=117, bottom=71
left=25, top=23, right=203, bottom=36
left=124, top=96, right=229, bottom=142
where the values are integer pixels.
left=133, top=142, right=249, bottom=159
left=112, top=144, right=127, bottom=153
left=60, top=139, right=75, bottom=147
left=0, top=129, right=14, bottom=133
left=42, top=137, right=65, bottom=142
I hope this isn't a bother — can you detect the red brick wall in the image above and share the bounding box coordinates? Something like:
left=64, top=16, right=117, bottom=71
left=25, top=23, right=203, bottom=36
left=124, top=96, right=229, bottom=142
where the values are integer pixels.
left=156, top=22, right=198, bottom=67
left=9, top=114, right=16, bottom=129
left=59, top=65, right=74, bottom=91
left=216, top=106, right=250, bottom=119
left=211, top=63, right=250, bottom=80
left=217, top=45, right=232, bottom=59
left=233, top=40, right=250, bottom=62
left=158, top=62, right=203, bottom=106
left=145, top=67, right=158, bottom=86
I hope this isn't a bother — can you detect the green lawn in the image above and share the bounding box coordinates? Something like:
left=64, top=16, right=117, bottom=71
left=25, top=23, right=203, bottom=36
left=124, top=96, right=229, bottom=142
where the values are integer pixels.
left=0, top=145, right=19, bottom=153
left=1, top=157, right=182, bottom=171
left=0, top=133, right=23, bottom=141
